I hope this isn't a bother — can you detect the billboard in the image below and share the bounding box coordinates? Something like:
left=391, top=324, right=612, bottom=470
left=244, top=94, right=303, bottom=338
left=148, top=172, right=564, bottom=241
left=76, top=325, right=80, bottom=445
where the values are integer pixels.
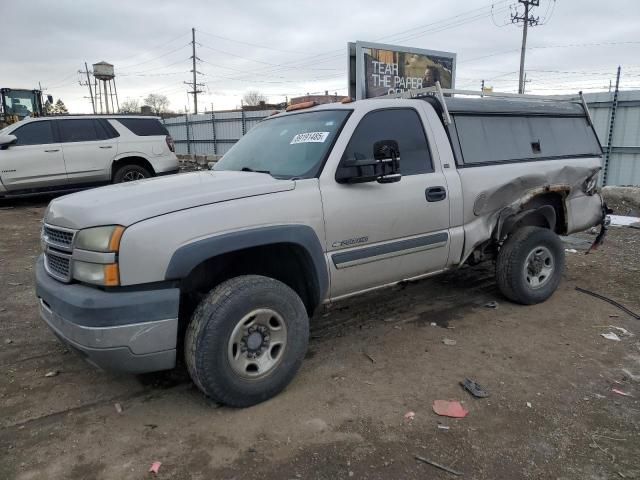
left=348, top=41, right=456, bottom=100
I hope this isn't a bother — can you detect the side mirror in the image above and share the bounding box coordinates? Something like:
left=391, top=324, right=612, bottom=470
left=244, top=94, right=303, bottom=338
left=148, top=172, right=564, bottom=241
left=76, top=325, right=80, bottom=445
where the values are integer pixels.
left=0, top=134, right=17, bottom=150
left=336, top=139, right=401, bottom=184
left=47, top=95, right=54, bottom=104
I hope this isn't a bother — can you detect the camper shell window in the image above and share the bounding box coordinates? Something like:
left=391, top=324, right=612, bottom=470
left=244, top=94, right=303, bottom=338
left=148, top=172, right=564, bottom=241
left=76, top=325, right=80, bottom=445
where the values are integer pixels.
left=421, top=96, right=603, bottom=167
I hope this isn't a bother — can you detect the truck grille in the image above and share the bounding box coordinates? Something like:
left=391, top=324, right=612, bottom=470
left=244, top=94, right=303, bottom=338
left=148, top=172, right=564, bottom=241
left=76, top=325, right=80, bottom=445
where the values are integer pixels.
left=42, top=224, right=77, bottom=282
left=45, top=252, right=71, bottom=281
left=43, top=225, right=75, bottom=250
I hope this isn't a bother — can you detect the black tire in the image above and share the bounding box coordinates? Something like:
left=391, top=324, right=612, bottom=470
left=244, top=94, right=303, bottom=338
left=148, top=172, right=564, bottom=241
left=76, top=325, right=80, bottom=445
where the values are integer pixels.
left=185, top=275, right=309, bottom=407
left=113, top=164, right=151, bottom=183
left=496, top=226, right=565, bottom=305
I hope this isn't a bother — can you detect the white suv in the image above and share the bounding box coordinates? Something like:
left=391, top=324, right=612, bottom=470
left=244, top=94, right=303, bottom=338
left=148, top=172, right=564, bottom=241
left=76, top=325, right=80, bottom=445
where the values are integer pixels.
left=0, top=115, right=178, bottom=197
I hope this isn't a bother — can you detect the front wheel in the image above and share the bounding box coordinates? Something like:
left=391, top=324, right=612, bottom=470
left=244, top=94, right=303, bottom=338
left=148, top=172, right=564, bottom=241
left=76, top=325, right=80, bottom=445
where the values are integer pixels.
left=185, top=275, right=309, bottom=407
left=496, top=226, right=565, bottom=305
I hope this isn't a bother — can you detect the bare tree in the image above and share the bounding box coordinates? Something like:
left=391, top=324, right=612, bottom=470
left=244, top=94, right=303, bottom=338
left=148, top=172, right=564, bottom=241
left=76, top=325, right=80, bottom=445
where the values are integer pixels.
left=143, top=94, right=170, bottom=114
left=242, top=90, right=268, bottom=107
left=119, top=98, right=140, bottom=113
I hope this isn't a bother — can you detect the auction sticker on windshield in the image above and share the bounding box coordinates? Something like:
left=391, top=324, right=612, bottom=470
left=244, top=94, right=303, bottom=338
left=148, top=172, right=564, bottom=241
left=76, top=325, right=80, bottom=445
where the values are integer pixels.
left=290, top=132, right=329, bottom=144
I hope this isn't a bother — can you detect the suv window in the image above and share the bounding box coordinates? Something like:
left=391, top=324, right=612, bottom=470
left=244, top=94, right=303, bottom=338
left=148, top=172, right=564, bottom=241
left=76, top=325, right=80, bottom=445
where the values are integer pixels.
left=115, top=118, right=168, bottom=136
left=58, top=119, right=100, bottom=143
left=12, top=121, right=55, bottom=146
left=341, top=109, right=433, bottom=175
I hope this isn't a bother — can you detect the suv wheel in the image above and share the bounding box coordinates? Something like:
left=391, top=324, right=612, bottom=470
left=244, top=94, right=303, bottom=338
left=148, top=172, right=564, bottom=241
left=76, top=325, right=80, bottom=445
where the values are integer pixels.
left=185, top=275, right=309, bottom=407
left=496, top=226, right=565, bottom=305
left=113, top=164, right=151, bottom=183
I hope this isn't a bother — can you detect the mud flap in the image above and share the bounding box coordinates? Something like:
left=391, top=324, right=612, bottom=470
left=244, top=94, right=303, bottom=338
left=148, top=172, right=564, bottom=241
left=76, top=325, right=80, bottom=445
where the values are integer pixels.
left=586, top=203, right=612, bottom=254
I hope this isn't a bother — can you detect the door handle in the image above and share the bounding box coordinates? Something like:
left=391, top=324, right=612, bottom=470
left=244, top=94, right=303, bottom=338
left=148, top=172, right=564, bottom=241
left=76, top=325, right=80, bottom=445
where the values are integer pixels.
left=44, top=149, right=60, bottom=153
left=99, top=146, right=113, bottom=149
left=426, top=186, right=447, bottom=202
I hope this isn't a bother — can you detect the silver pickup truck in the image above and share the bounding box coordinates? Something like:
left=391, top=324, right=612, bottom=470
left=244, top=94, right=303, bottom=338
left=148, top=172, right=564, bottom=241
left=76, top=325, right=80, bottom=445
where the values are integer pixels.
left=35, top=90, right=606, bottom=407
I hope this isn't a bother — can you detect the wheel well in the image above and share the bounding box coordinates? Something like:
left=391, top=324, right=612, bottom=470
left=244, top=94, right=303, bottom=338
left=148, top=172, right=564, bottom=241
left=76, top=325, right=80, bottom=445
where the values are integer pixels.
left=179, top=243, right=321, bottom=319
left=470, top=192, right=569, bottom=265
left=112, top=156, right=155, bottom=179
left=518, top=192, right=568, bottom=235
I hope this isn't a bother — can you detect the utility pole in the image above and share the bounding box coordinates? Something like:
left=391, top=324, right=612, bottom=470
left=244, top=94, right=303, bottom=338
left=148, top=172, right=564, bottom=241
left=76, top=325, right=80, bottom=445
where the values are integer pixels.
left=79, top=63, right=96, bottom=114
left=185, top=27, right=204, bottom=114
left=481, top=79, right=485, bottom=96
left=512, top=0, right=540, bottom=94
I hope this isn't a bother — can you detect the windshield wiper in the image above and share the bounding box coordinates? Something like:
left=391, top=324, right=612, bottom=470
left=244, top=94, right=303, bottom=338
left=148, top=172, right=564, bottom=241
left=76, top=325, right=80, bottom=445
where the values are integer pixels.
left=241, top=167, right=272, bottom=175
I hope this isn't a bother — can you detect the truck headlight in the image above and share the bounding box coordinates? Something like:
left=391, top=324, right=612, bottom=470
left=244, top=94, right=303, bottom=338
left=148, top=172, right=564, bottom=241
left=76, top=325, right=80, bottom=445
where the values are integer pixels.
left=73, top=262, right=120, bottom=286
left=73, top=225, right=125, bottom=286
left=75, top=226, right=125, bottom=252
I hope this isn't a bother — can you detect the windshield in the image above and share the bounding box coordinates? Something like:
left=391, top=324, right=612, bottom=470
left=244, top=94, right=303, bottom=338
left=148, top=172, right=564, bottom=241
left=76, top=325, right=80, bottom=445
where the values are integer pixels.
left=3, top=90, right=36, bottom=118
left=214, top=109, right=351, bottom=179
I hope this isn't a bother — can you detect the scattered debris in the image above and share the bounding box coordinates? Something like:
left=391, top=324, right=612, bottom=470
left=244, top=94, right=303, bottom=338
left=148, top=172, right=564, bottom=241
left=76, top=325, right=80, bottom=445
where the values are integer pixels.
left=433, top=400, right=468, bottom=418
left=437, top=425, right=450, bottom=431
left=526, top=402, right=532, bottom=408
left=4, top=339, right=13, bottom=345
left=460, top=378, right=489, bottom=398
left=415, top=455, right=463, bottom=476
left=430, top=322, right=437, bottom=327
left=565, top=248, right=578, bottom=253
left=484, top=301, right=498, bottom=309
left=149, top=461, right=162, bottom=475
left=609, top=326, right=633, bottom=337
left=44, top=370, right=59, bottom=378
left=601, top=332, right=622, bottom=342
left=114, top=403, right=123, bottom=414
left=608, top=214, right=640, bottom=227
left=363, top=352, right=376, bottom=364
left=7, top=282, right=22, bottom=286
left=443, top=338, right=457, bottom=346
left=621, top=368, right=640, bottom=383
left=404, top=411, right=416, bottom=422
left=612, top=389, right=633, bottom=397
left=576, top=287, right=640, bottom=320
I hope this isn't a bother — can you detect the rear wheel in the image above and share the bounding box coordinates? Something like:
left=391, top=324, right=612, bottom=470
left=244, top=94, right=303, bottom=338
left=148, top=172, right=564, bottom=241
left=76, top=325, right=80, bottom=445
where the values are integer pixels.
left=496, top=226, right=565, bottom=305
left=113, top=164, right=151, bottom=183
left=185, top=275, right=309, bottom=407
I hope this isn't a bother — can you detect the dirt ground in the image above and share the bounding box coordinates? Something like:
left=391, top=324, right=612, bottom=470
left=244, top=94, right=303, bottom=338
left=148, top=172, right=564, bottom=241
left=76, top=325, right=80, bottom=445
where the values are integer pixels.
left=1, top=196, right=639, bottom=480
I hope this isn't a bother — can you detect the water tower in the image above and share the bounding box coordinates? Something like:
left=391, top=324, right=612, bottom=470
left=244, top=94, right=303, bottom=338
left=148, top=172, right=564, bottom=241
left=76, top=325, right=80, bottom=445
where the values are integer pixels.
left=92, top=61, right=119, bottom=114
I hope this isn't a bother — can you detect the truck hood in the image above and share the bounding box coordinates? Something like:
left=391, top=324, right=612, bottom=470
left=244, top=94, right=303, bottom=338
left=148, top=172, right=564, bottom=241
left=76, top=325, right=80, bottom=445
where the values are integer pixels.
left=46, top=171, right=295, bottom=229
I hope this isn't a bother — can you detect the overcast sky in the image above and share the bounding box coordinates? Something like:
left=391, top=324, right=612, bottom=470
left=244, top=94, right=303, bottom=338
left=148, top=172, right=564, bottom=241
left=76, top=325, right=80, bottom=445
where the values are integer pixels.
left=3, top=0, right=639, bottom=113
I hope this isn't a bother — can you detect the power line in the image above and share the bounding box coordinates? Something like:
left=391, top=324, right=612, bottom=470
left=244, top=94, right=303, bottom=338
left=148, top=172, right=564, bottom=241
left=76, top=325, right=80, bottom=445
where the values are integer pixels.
left=196, top=29, right=306, bottom=55
left=114, top=32, right=191, bottom=65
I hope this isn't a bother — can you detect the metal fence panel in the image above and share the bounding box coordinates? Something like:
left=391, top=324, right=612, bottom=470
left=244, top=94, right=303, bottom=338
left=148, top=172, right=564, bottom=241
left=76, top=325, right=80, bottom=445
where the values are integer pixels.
left=162, top=110, right=272, bottom=157
left=586, top=90, right=640, bottom=186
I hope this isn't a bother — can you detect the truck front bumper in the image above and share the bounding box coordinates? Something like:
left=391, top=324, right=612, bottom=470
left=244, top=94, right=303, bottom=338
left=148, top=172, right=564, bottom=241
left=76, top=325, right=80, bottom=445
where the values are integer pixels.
left=35, top=256, right=180, bottom=374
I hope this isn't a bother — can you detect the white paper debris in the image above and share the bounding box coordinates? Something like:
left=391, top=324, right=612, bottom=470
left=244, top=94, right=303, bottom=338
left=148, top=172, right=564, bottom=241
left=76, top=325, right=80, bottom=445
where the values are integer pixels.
left=601, top=332, right=621, bottom=341
left=608, top=215, right=640, bottom=227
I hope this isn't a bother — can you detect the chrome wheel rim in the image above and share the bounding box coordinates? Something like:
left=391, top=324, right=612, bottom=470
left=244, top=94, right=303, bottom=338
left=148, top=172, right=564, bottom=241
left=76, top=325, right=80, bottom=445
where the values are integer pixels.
left=227, top=308, right=288, bottom=379
left=123, top=170, right=146, bottom=182
left=524, top=246, right=554, bottom=289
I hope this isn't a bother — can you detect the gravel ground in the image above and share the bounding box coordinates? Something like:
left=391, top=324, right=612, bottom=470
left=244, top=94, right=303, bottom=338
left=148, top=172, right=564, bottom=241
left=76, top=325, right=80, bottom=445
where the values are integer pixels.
left=0, top=196, right=639, bottom=480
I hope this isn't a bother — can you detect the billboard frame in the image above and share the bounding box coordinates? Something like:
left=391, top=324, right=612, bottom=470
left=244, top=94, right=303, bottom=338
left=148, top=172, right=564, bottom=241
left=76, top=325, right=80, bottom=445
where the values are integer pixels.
left=348, top=40, right=456, bottom=100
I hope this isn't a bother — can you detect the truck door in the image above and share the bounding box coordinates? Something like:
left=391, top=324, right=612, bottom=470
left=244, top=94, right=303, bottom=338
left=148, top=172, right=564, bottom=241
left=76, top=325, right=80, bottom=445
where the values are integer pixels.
left=0, top=120, right=66, bottom=192
left=319, top=107, right=450, bottom=299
